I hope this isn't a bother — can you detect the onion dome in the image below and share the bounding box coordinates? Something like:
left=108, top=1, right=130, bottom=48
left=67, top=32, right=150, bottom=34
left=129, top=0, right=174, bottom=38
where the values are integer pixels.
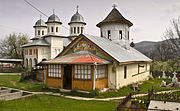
left=68, top=12, right=86, bottom=25
left=33, top=19, right=47, bottom=28
left=96, top=7, right=133, bottom=27
left=46, top=14, right=62, bottom=24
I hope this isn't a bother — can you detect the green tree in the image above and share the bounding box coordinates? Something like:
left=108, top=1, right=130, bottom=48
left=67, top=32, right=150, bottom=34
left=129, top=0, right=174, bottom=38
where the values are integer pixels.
left=0, top=33, right=29, bottom=59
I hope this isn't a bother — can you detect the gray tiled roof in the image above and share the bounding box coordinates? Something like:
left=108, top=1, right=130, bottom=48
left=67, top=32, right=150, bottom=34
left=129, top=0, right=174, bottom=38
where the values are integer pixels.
left=84, top=34, right=151, bottom=63
left=63, top=38, right=73, bottom=47
left=96, top=8, right=133, bottom=27
left=68, top=12, right=86, bottom=25
left=22, top=38, right=50, bottom=48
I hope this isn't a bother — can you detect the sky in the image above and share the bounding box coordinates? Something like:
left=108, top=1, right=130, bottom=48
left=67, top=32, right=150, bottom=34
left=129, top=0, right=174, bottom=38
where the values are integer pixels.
left=0, top=0, right=180, bottom=43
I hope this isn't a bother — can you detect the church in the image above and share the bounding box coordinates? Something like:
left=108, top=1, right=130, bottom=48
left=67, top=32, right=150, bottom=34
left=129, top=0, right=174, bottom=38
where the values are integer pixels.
left=22, top=5, right=151, bottom=90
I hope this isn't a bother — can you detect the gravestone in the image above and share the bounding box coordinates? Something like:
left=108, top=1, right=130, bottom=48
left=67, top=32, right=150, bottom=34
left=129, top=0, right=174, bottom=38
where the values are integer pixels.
left=160, top=80, right=166, bottom=87
left=162, top=71, right=166, bottom=79
left=172, top=72, right=178, bottom=84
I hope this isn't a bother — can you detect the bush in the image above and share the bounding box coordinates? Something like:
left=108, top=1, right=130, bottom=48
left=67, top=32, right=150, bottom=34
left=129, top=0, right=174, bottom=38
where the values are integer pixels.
left=90, top=89, right=100, bottom=96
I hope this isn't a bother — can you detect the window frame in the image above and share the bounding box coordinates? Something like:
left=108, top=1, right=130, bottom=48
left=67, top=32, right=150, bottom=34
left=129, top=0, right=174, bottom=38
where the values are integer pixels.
left=48, top=64, right=61, bottom=78
left=74, top=65, right=91, bottom=80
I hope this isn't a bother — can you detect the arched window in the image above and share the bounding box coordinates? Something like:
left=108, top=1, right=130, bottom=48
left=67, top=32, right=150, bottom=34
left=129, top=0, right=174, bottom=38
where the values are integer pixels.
left=119, top=30, right=122, bottom=39
left=42, top=30, right=44, bottom=35
left=38, top=30, right=40, bottom=35
left=51, top=27, right=54, bottom=32
left=77, top=27, right=80, bottom=33
left=56, top=27, right=58, bottom=32
left=81, top=27, right=83, bottom=34
left=108, top=30, right=111, bottom=40
left=34, top=58, right=37, bottom=66
left=74, top=27, right=76, bottom=34
left=25, top=59, right=28, bottom=67
left=29, top=58, right=32, bottom=67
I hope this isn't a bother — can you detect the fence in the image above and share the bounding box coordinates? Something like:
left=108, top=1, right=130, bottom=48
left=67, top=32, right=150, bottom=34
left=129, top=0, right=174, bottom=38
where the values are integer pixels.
left=117, top=87, right=180, bottom=111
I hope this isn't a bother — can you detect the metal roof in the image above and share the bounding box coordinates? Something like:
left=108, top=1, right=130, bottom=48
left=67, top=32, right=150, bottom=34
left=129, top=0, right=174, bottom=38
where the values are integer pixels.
left=22, top=38, right=50, bottom=48
left=42, top=51, right=110, bottom=64
left=96, top=8, right=133, bottom=27
left=83, top=34, right=151, bottom=63
left=68, top=12, right=86, bottom=25
left=33, top=19, right=47, bottom=28
left=63, top=38, right=73, bottom=47
left=46, top=14, right=62, bottom=24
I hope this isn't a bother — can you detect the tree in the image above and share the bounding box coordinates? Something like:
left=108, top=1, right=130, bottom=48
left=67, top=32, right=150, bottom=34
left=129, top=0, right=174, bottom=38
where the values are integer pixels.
left=155, top=41, right=174, bottom=61
left=0, top=33, right=29, bottom=59
left=163, top=17, right=180, bottom=60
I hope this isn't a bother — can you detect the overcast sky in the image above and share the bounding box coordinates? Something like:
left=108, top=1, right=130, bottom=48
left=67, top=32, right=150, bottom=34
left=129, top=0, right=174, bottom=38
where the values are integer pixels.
left=0, top=0, right=180, bottom=43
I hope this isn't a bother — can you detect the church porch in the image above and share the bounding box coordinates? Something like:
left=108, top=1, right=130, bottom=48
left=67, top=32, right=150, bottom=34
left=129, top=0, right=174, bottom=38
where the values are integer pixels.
left=42, top=51, right=110, bottom=91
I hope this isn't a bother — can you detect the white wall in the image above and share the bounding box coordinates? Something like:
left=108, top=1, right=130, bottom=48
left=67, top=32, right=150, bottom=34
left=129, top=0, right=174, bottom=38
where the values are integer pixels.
left=44, top=36, right=64, bottom=59
left=108, top=63, right=150, bottom=89
left=117, top=63, right=150, bottom=88
left=35, top=27, right=47, bottom=38
left=69, top=23, right=85, bottom=36
left=47, top=23, right=61, bottom=35
left=23, top=46, right=50, bottom=68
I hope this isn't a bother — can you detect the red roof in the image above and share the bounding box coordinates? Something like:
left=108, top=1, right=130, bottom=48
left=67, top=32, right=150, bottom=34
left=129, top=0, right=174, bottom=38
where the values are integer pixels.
left=42, top=51, right=110, bottom=64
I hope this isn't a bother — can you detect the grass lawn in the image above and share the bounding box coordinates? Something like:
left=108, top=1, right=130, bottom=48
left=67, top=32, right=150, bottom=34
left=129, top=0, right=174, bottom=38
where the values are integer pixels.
left=0, top=95, right=119, bottom=111
left=0, top=75, right=47, bottom=92
left=0, top=75, right=179, bottom=98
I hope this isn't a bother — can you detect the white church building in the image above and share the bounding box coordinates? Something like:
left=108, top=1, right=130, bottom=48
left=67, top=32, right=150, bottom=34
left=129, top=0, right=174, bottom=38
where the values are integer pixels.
left=22, top=8, right=86, bottom=67
left=22, top=6, right=151, bottom=90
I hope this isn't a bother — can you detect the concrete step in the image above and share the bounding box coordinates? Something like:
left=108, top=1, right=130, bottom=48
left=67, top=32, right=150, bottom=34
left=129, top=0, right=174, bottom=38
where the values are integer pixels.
left=0, top=87, right=33, bottom=101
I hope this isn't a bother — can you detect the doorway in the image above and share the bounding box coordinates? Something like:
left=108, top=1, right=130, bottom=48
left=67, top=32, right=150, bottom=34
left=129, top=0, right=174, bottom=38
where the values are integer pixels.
left=63, top=64, right=72, bottom=89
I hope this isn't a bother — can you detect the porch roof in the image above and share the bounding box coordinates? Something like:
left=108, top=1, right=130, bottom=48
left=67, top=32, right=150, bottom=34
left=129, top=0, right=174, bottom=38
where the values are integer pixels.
left=41, top=51, right=111, bottom=65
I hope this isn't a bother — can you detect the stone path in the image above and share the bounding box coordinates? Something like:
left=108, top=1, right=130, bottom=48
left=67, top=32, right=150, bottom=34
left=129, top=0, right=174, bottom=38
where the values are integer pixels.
left=2, top=86, right=180, bottom=101
left=0, top=73, right=21, bottom=75
left=33, top=89, right=180, bottom=101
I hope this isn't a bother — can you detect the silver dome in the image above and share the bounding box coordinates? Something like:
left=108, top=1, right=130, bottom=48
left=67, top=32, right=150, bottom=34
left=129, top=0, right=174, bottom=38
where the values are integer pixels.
left=33, top=19, right=47, bottom=28
left=46, top=14, right=62, bottom=24
left=68, top=12, right=86, bottom=25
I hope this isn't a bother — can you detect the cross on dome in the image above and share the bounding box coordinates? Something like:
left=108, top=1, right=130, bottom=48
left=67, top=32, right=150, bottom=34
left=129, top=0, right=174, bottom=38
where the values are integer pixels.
left=53, top=9, right=55, bottom=14
left=76, top=5, right=79, bottom=13
left=112, top=4, right=117, bottom=8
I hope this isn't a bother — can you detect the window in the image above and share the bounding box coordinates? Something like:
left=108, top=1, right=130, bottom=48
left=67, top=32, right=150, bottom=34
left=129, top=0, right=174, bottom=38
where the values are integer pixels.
left=56, top=27, right=58, bottom=32
left=77, top=27, right=80, bottom=33
left=74, top=27, right=76, bottom=34
left=51, top=27, right=54, bottom=32
left=71, top=27, right=73, bottom=34
left=101, top=31, right=103, bottom=37
left=34, top=49, right=36, bottom=55
left=138, top=64, right=146, bottom=73
left=81, top=27, right=83, bottom=33
left=42, top=31, right=44, bottom=35
left=128, top=31, right=129, bottom=40
left=38, top=30, right=40, bottom=35
left=108, top=30, right=111, bottom=40
left=96, top=65, right=107, bottom=79
left=29, top=49, right=32, bottom=55
left=124, top=66, right=127, bottom=79
left=48, top=65, right=61, bottom=78
left=119, top=30, right=122, bottom=39
left=36, top=49, right=38, bottom=56
left=26, top=50, right=28, bottom=55
left=74, top=65, right=91, bottom=79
